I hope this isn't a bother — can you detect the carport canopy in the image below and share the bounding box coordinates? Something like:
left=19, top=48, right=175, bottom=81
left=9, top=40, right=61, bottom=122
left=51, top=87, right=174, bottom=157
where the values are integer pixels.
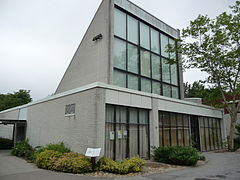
left=0, top=119, right=27, bottom=144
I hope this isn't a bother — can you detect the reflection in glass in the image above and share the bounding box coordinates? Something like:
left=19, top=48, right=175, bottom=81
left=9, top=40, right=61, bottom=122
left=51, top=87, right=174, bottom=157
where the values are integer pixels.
left=161, top=33, right=169, bottom=57
left=128, top=44, right=138, bottom=73
left=140, top=23, right=150, bottom=50
left=171, top=64, right=178, bottom=85
left=127, top=16, right=138, bottom=44
left=114, top=38, right=126, bottom=70
left=152, top=81, right=161, bottom=95
left=152, top=54, right=161, bottom=80
left=163, top=84, right=171, bottom=97
left=114, top=9, right=126, bottom=39
left=141, top=78, right=151, bottom=93
left=141, top=50, right=151, bottom=77
left=162, top=58, right=171, bottom=83
left=151, top=28, right=160, bottom=54
left=128, top=74, right=138, bottom=90
left=113, top=70, right=126, bottom=88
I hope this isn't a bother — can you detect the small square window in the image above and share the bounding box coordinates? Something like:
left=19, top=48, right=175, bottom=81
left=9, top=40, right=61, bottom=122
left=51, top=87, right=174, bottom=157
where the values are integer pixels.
left=65, top=104, right=75, bottom=115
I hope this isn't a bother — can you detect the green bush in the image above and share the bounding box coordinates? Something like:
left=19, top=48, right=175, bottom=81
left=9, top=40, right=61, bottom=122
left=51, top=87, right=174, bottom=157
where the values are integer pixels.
left=97, top=157, right=119, bottom=173
left=11, top=139, right=33, bottom=157
left=153, top=146, right=200, bottom=166
left=44, top=142, right=71, bottom=153
left=53, top=152, right=92, bottom=173
left=0, top=137, right=13, bottom=149
left=36, top=150, right=62, bottom=170
left=97, top=157, right=145, bottom=174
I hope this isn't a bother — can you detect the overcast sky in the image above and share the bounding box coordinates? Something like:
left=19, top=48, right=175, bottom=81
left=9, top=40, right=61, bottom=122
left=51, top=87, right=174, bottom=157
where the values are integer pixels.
left=0, top=0, right=235, bottom=101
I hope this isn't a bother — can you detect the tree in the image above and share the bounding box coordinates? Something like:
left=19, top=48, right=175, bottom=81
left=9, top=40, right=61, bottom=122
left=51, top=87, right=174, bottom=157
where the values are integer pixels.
left=184, top=81, right=224, bottom=108
left=170, top=1, right=240, bottom=150
left=0, top=90, right=32, bottom=112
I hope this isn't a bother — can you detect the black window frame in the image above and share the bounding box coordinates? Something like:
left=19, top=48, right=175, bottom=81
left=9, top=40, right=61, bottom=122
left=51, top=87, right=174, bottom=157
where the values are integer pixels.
left=113, top=5, right=181, bottom=99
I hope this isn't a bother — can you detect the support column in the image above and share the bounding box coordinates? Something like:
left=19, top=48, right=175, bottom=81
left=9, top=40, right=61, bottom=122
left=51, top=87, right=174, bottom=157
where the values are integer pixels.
left=95, top=88, right=106, bottom=157
left=13, top=123, right=17, bottom=145
left=149, top=98, right=159, bottom=156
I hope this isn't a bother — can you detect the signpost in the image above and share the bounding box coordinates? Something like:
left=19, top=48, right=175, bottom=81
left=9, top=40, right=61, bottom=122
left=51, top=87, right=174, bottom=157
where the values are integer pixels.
left=85, top=148, right=101, bottom=171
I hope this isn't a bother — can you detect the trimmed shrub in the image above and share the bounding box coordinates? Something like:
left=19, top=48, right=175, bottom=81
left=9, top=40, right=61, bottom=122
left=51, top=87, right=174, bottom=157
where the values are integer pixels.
left=44, top=142, right=71, bottom=153
left=53, top=152, right=92, bottom=173
left=36, top=150, right=62, bottom=170
left=123, top=157, right=145, bottom=173
left=153, top=146, right=200, bottom=166
left=97, top=157, right=119, bottom=173
left=97, top=157, right=145, bottom=174
left=0, top=137, right=13, bottom=149
left=11, top=139, right=33, bottom=157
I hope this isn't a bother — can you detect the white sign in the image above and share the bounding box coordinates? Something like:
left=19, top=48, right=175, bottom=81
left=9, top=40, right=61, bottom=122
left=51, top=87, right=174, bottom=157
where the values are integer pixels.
left=117, top=130, right=122, bottom=139
left=85, top=148, right=101, bottom=157
left=110, top=131, right=115, bottom=140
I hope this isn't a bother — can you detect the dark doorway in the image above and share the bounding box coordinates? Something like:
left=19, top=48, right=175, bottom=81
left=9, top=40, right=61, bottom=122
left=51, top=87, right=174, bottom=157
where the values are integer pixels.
left=190, top=116, right=200, bottom=151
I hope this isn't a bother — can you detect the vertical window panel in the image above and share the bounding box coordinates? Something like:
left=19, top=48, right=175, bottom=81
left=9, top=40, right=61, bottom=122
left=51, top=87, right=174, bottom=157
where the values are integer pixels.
left=152, top=81, right=161, bottom=95
left=162, top=58, right=171, bottom=83
left=129, top=124, right=138, bottom=157
left=140, top=50, right=151, bottom=77
left=141, top=78, right=151, bottom=93
left=140, top=23, right=150, bottom=50
left=127, top=16, right=138, bottom=44
left=151, top=54, right=161, bottom=80
left=127, top=43, right=139, bottom=73
left=169, top=38, right=176, bottom=60
left=163, top=84, right=171, bottom=97
left=114, top=9, right=126, bottom=39
left=114, top=39, right=126, bottom=70
left=160, top=33, right=169, bottom=57
left=128, top=74, right=139, bottom=90
left=172, top=87, right=179, bottom=99
left=151, top=28, right=160, bottom=54
left=113, top=70, right=126, bottom=88
left=171, top=64, right=178, bottom=85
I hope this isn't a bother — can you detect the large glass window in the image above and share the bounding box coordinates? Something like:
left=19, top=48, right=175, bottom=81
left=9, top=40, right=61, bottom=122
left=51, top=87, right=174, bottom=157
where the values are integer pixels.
left=140, top=50, right=151, bottom=77
left=127, top=16, right=138, bottom=44
left=172, top=87, right=179, bottom=99
left=171, top=64, right=178, bottom=86
left=114, top=38, right=126, bottom=70
left=127, top=44, right=138, bottom=73
left=159, top=112, right=190, bottom=147
left=128, top=74, right=138, bottom=90
left=151, top=28, right=160, bottom=54
left=163, top=84, right=171, bottom=97
left=199, top=117, right=222, bottom=151
left=152, top=81, right=161, bottom=95
left=113, top=8, right=180, bottom=99
left=161, top=33, right=169, bottom=58
left=113, top=70, right=126, bottom=88
left=162, top=58, right=170, bottom=83
left=140, top=23, right=150, bottom=50
left=169, top=38, right=176, bottom=60
left=114, top=9, right=126, bottom=39
left=141, top=78, right=151, bottom=93
left=151, top=54, right=161, bottom=80
left=105, top=105, right=149, bottom=160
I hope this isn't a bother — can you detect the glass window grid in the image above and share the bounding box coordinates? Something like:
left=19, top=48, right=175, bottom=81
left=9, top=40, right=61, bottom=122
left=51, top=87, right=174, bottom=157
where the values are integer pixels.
left=105, top=105, right=150, bottom=160
left=159, top=111, right=191, bottom=147
left=199, top=117, right=222, bottom=151
left=113, top=7, right=180, bottom=99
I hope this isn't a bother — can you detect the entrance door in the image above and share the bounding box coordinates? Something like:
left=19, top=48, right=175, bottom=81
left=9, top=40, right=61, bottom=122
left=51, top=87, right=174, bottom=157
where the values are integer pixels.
left=190, top=116, right=200, bottom=151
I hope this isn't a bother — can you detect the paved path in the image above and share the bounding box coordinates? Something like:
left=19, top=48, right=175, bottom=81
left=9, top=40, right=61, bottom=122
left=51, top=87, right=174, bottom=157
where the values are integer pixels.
left=0, top=150, right=240, bottom=180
